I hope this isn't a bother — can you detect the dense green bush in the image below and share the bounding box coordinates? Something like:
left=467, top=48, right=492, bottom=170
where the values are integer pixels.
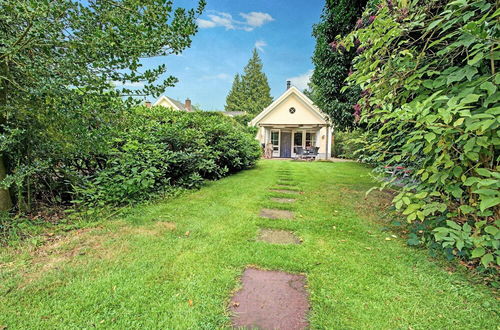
left=74, top=107, right=261, bottom=206
left=341, top=0, right=499, bottom=269
left=333, top=129, right=368, bottom=160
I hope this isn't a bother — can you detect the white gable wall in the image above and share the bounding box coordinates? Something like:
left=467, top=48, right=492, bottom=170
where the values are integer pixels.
left=259, top=93, right=326, bottom=125
left=250, top=87, right=332, bottom=159
left=153, top=96, right=181, bottom=110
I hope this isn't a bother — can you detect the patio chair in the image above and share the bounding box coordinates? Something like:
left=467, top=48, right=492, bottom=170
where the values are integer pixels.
left=294, top=146, right=304, bottom=160
left=304, top=147, right=319, bottom=160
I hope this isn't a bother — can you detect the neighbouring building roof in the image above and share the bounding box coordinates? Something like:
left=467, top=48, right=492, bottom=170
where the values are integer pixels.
left=153, top=95, right=187, bottom=111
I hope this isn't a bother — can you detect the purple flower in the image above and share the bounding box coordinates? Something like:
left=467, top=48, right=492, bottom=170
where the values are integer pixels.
left=329, top=41, right=338, bottom=51
left=355, top=18, right=363, bottom=29
left=354, top=38, right=361, bottom=47
left=361, top=89, right=371, bottom=97
left=368, top=15, right=376, bottom=24
left=387, top=0, right=394, bottom=11
left=353, top=104, right=362, bottom=122
left=356, top=46, right=365, bottom=54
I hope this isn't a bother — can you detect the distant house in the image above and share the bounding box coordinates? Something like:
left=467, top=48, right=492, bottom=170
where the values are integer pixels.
left=152, top=96, right=192, bottom=111
left=249, top=83, right=332, bottom=160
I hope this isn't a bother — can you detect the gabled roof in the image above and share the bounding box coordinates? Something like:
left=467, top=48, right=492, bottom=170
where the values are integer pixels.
left=153, top=95, right=186, bottom=111
left=249, top=86, right=328, bottom=126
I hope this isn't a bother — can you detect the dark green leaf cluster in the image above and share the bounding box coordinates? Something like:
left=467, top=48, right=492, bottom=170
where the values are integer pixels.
left=310, top=0, right=367, bottom=130
left=75, top=107, right=261, bottom=206
left=0, top=0, right=207, bottom=211
left=343, top=0, right=499, bottom=268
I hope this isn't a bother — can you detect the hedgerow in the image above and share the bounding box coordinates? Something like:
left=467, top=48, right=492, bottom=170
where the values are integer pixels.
left=339, top=0, right=499, bottom=269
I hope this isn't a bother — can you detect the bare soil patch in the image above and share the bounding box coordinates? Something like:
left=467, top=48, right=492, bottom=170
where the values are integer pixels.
left=260, top=208, right=294, bottom=219
left=230, top=268, right=309, bottom=329
left=257, top=229, right=301, bottom=244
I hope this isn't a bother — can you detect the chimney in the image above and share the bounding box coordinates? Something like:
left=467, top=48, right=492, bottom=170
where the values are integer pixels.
left=145, top=100, right=152, bottom=108
left=185, top=98, right=192, bottom=112
left=286, top=80, right=291, bottom=90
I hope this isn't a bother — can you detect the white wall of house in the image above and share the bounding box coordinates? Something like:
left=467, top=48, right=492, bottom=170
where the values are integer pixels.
left=251, top=87, right=332, bottom=160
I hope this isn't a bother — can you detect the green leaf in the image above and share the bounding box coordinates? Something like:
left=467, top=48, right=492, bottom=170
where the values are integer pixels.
left=480, top=197, right=500, bottom=212
left=453, top=118, right=464, bottom=127
left=460, top=94, right=481, bottom=104
left=468, top=52, right=484, bottom=66
left=480, top=81, right=497, bottom=96
left=471, top=247, right=485, bottom=258
left=484, top=226, right=498, bottom=235
left=424, top=132, right=436, bottom=143
left=475, top=168, right=492, bottom=177
left=481, top=253, right=494, bottom=267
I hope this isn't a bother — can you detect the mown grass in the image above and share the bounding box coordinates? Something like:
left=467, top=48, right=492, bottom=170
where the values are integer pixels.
left=0, top=160, right=498, bottom=328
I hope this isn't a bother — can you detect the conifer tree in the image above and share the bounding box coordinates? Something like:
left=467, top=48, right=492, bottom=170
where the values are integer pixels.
left=225, top=74, right=243, bottom=112
left=224, top=49, right=273, bottom=115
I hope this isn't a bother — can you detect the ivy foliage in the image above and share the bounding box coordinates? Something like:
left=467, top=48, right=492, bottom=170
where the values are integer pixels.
left=342, top=0, right=499, bottom=268
left=310, top=0, right=367, bottom=130
left=225, top=49, right=273, bottom=115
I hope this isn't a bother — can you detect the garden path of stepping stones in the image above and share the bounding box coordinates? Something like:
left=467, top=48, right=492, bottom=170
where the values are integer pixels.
left=231, top=165, right=309, bottom=329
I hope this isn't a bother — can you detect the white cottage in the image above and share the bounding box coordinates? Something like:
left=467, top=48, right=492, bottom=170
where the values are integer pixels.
left=249, top=84, right=332, bottom=160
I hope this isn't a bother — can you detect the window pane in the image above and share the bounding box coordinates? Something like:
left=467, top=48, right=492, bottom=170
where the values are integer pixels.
left=271, top=131, right=279, bottom=146
left=294, top=132, right=303, bottom=146
left=306, top=132, right=316, bottom=147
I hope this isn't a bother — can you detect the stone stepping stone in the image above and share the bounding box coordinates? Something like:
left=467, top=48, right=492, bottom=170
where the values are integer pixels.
left=271, top=197, right=296, bottom=203
left=260, top=208, right=294, bottom=219
left=276, top=182, right=298, bottom=187
left=257, top=229, right=301, bottom=244
left=231, top=268, right=309, bottom=329
left=270, top=189, right=301, bottom=195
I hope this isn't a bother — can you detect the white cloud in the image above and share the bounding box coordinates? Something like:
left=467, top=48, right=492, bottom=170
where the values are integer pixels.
left=255, top=40, right=267, bottom=52
left=240, top=12, right=274, bottom=28
left=200, top=73, right=231, bottom=81
left=286, top=70, right=313, bottom=91
left=196, top=18, right=216, bottom=28
left=197, top=11, right=273, bottom=31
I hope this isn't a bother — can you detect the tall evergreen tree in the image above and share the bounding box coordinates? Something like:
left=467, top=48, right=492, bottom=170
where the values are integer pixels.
left=224, top=49, right=273, bottom=115
left=225, top=74, right=243, bottom=112
left=310, top=0, right=367, bottom=130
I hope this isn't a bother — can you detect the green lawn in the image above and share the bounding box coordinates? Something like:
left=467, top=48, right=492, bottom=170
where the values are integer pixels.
left=0, top=160, right=498, bottom=329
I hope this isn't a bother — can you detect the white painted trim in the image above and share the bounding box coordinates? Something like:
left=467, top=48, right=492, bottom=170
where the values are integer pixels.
left=152, top=96, right=182, bottom=110
left=249, top=86, right=328, bottom=126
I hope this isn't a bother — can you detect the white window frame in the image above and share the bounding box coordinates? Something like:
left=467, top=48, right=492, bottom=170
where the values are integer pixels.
left=270, top=129, right=280, bottom=157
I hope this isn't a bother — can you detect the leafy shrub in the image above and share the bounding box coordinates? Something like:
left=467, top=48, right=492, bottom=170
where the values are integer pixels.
left=332, top=129, right=377, bottom=161
left=76, top=107, right=261, bottom=206
left=342, top=0, right=499, bottom=268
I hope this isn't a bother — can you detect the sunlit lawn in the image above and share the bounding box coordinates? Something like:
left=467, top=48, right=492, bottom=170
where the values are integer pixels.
left=0, top=160, right=498, bottom=328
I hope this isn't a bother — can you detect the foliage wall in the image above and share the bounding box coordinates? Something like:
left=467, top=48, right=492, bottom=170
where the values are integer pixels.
left=76, top=107, right=262, bottom=207
left=341, top=0, right=499, bottom=269
left=0, top=0, right=205, bottom=212
left=310, top=0, right=368, bottom=130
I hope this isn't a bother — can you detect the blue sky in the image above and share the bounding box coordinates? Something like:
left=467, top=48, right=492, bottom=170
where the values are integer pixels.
left=145, top=0, right=324, bottom=110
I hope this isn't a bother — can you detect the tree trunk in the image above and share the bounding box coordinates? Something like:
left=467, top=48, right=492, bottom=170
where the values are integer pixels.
left=0, top=60, right=13, bottom=211
left=0, top=156, right=12, bottom=210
